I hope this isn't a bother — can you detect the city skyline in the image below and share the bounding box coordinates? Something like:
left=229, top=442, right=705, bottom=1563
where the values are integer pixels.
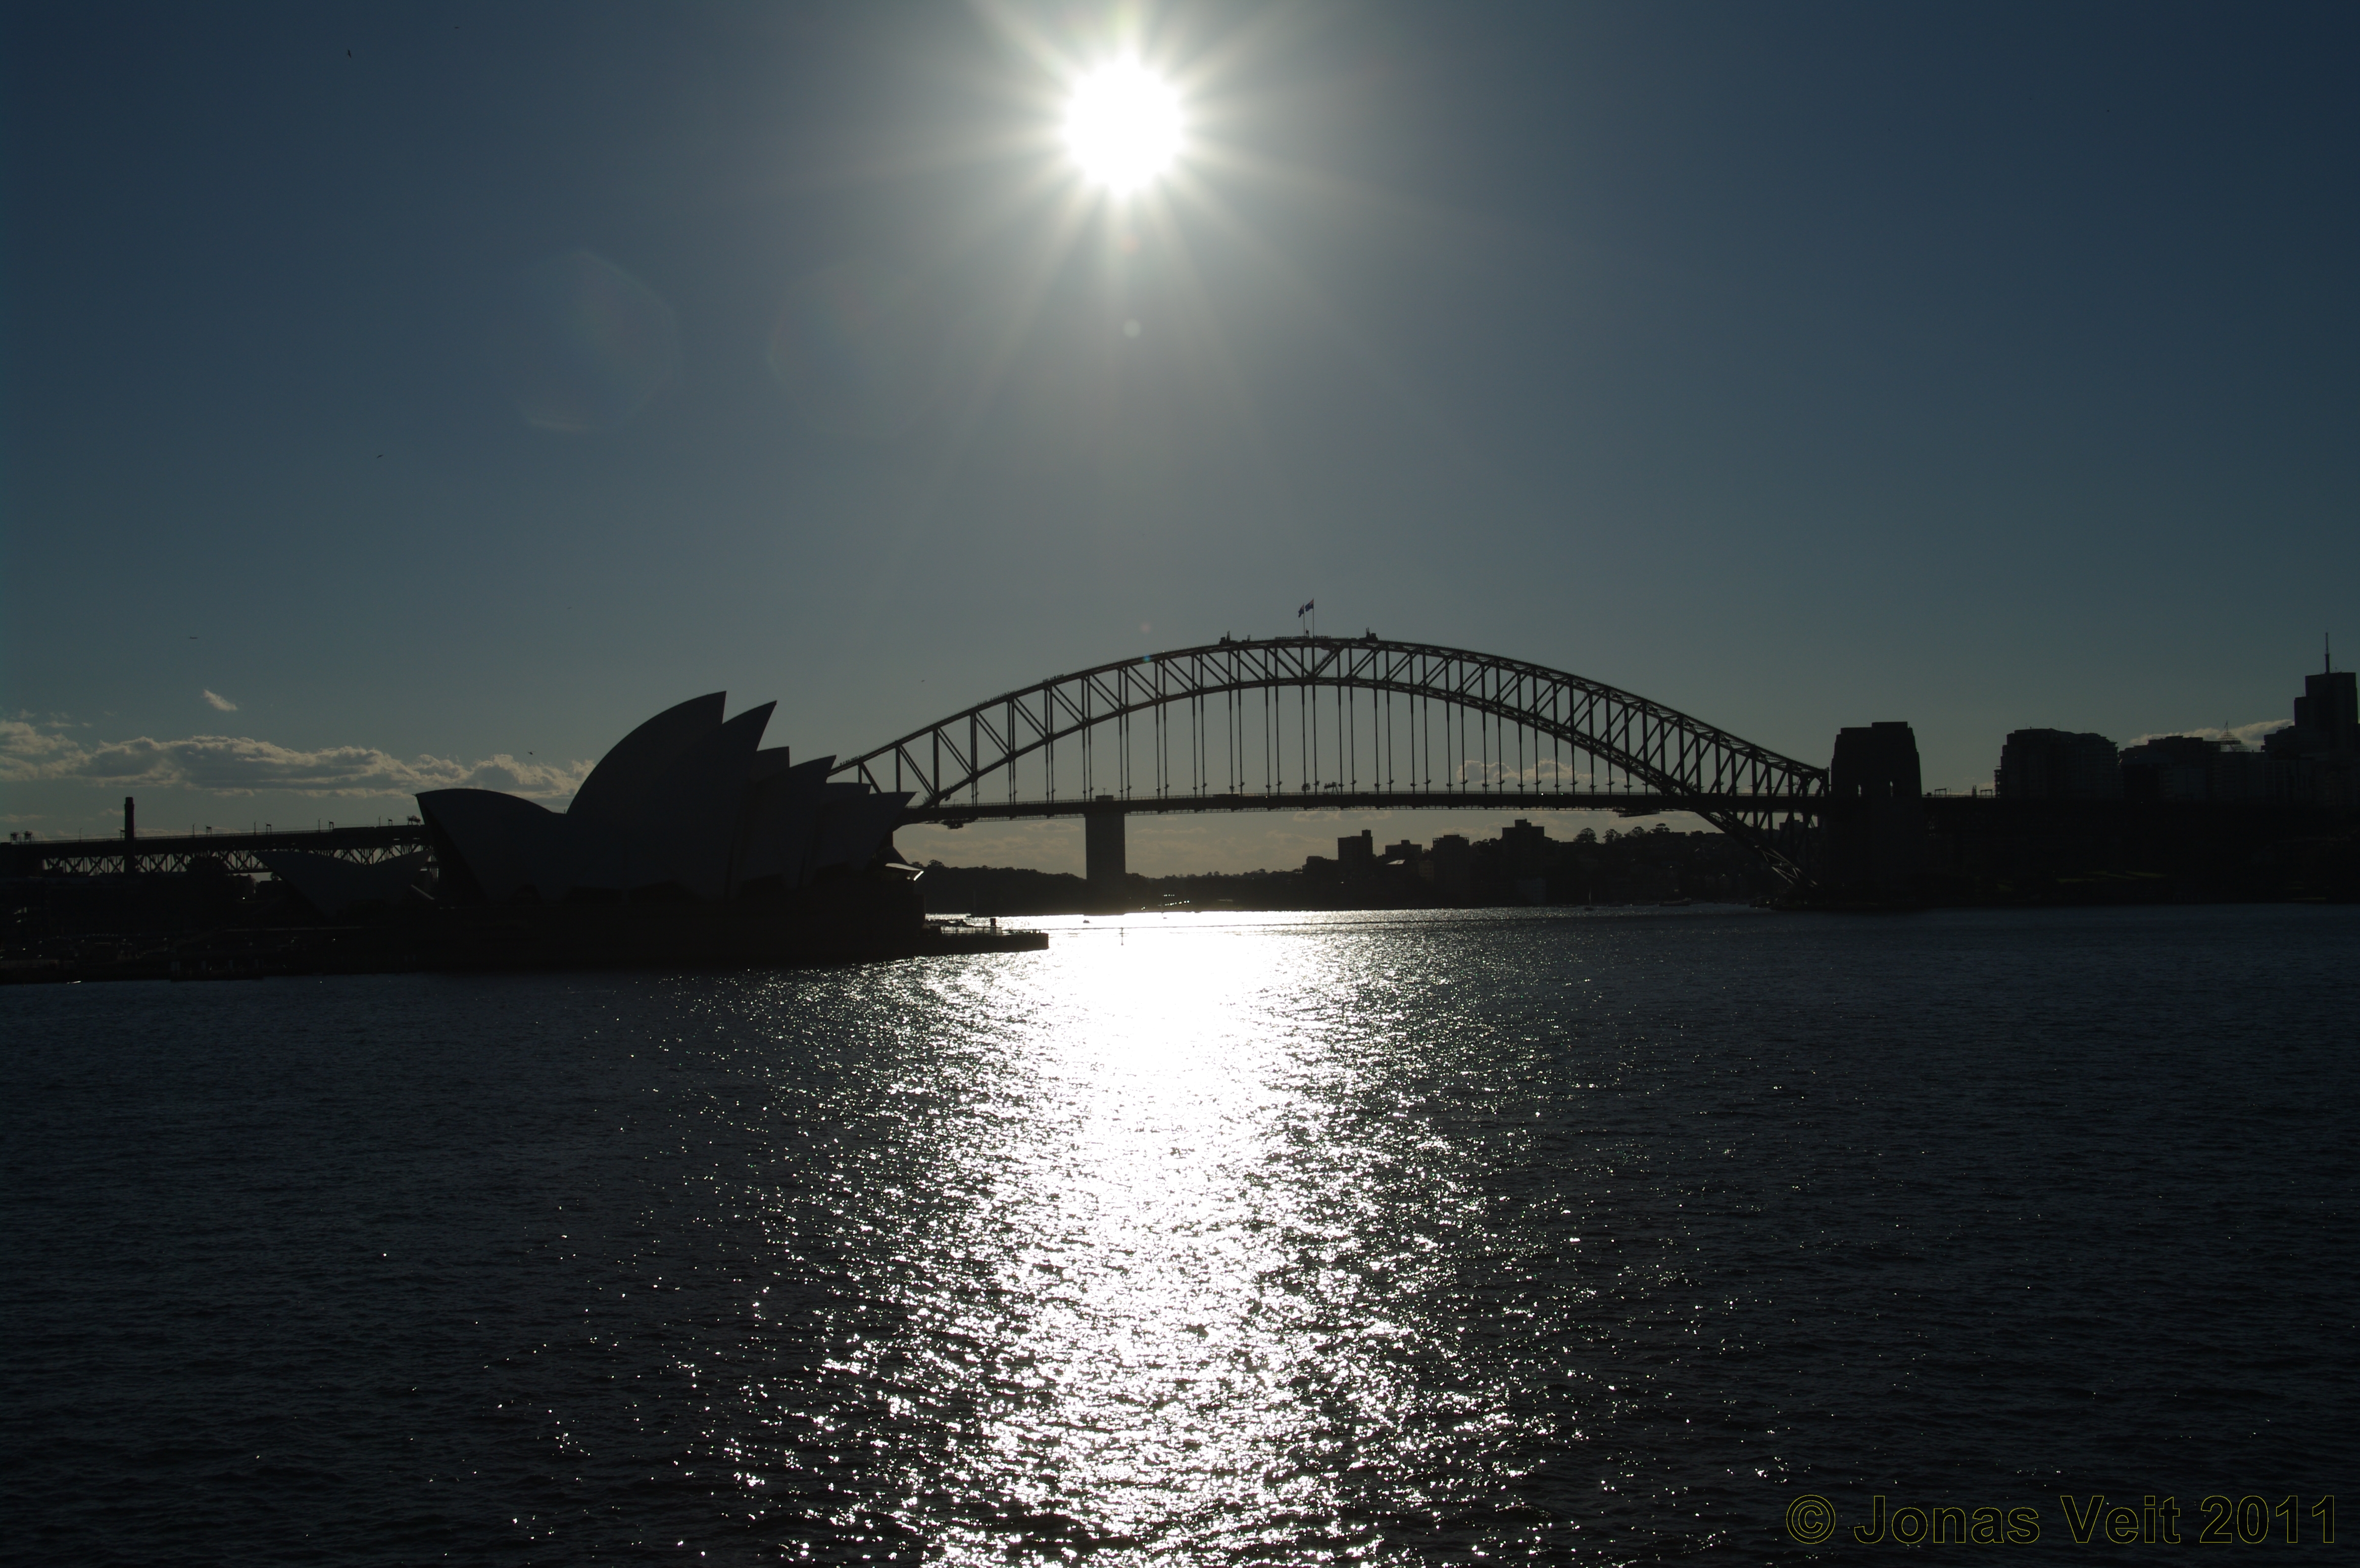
left=6, top=640, right=2343, bottom=881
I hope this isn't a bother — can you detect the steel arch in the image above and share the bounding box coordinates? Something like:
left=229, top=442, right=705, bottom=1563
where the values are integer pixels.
left=832, top=637, right=1827, bottom=878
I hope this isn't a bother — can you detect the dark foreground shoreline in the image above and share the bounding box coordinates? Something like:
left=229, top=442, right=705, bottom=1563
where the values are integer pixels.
left=1, top=891, right=1045, bottom=985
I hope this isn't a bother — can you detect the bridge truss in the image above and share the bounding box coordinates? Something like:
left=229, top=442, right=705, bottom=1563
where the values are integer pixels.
left=4, top=823, right=426, bottom=879
left=832, top=637, right=1827, bottom=877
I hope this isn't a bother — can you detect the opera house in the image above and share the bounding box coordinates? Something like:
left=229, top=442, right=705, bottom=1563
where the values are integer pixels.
left=10, top=694, right=1042, bottom=976
left=417, top=693, right=911, bottom=906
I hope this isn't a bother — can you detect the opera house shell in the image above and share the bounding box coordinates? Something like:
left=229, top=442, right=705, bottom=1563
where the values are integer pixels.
left=416, top=694, right=911, bottom=906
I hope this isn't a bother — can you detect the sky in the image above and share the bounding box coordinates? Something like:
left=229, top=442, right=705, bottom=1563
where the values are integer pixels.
left=4, top=1, right=2353, bottom=874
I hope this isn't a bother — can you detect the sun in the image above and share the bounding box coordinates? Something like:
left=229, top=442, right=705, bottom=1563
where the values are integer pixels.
left=1062, top=59, right=1183, bottom=195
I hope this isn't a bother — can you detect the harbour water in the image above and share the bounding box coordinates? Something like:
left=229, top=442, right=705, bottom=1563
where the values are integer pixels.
left=7, top=904, right=2355, bottom=1564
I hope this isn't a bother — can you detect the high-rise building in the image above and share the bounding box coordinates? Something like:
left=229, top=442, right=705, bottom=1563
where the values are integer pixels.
left=1499, top=818, right=1549, bottom=875
left=1994, top=730, right=2122, bottom=799
left=2119, top=735, right=2270, bottom=802
left=1423, top=834, right=1473, bottom=902
left=2267, top=669, right=2358, bottom=760
left=2263, top=666, right=2357, bottom=806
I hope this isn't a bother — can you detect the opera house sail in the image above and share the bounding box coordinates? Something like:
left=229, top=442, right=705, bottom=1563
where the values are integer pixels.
left=417, top=694, right=913, bottom=908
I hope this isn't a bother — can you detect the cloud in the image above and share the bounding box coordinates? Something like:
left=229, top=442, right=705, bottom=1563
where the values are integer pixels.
left=0, top=719, right=590, bottom=799
left=202, top=690, right=238, bottom=711
left=2125, top=719, right=2291, bottom=750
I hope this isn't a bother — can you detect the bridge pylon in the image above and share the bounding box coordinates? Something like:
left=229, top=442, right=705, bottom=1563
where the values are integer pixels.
left=1084, top=796, right=1126, bottom=912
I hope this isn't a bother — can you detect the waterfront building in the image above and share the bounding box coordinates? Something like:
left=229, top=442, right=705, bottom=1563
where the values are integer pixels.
left=418, top=694, right=910, bottom=905
left=1994, top=729, right=2122, bottom=799
left=1424, top=834, right=1473, bottom=902
left=2119, top=736, right=2272, bottom=803
left=1498, top=819, right=1550, bottom=887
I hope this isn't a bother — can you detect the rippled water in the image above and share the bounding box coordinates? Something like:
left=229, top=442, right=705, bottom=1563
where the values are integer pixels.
left=7, top=905, right=2356, bottom=1564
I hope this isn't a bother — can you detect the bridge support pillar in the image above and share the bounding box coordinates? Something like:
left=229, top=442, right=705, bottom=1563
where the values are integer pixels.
left=1818, top=721, right=1925, bottom=904
left=1085, top=797, right=1127, bottom=913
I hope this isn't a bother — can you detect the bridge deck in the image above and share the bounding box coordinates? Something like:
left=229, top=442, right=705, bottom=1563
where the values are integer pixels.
left=4, top=792, right=1822, bottom=877
left=5, top=823, right=426, bottom=877
left=912, top=791, right=1823, bottom=825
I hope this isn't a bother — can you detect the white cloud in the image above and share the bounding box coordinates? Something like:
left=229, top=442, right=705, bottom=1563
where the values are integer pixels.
left=202, top=690, right=238, bottom=711
left=0, top=719, right=589, bottom=799
left=2125, top=719, right=2291, bottom=750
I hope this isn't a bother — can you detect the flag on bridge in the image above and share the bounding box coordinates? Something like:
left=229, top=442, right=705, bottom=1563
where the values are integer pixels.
left=1297, top=599, right=1314, bottom=617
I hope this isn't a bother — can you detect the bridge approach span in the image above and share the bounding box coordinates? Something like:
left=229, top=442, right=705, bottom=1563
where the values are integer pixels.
left=6, top=823, right=425, bottom=878
left=832, top=637, right=1827, bottom=877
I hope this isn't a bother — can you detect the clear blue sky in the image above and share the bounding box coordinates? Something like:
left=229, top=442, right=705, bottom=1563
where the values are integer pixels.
left=4, top=2, right=2352, bottom=872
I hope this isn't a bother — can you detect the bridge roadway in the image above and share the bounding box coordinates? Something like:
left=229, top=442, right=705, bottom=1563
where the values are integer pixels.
left=3, top=791, right=1821, bottom=878
left=915, top=790, right=1824, bottom=826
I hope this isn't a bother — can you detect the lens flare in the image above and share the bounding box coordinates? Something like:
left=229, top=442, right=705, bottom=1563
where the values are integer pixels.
left=499, top=250, right=680, bottom=434
left=1063, top=59, right=1182, bottom=195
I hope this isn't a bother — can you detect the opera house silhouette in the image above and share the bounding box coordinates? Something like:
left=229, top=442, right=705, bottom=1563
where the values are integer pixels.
left=155, top=695, right=1034, bottom=974
left=418, top=693, right=911, bottom=905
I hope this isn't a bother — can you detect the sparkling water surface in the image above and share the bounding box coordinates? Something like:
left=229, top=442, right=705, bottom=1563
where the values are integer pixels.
left=7, top=904, right=2356, bottom=1564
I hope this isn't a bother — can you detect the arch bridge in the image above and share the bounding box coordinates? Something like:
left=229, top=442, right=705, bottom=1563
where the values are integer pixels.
left=830, top=636, right=1827, bottom=883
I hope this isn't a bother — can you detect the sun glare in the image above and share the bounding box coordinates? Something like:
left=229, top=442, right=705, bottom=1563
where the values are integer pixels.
left=1063, top=59, right=1182, bottom=195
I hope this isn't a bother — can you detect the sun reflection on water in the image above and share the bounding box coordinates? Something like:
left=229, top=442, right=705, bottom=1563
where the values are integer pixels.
left=735, top=914, right=1534, bottom=1560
